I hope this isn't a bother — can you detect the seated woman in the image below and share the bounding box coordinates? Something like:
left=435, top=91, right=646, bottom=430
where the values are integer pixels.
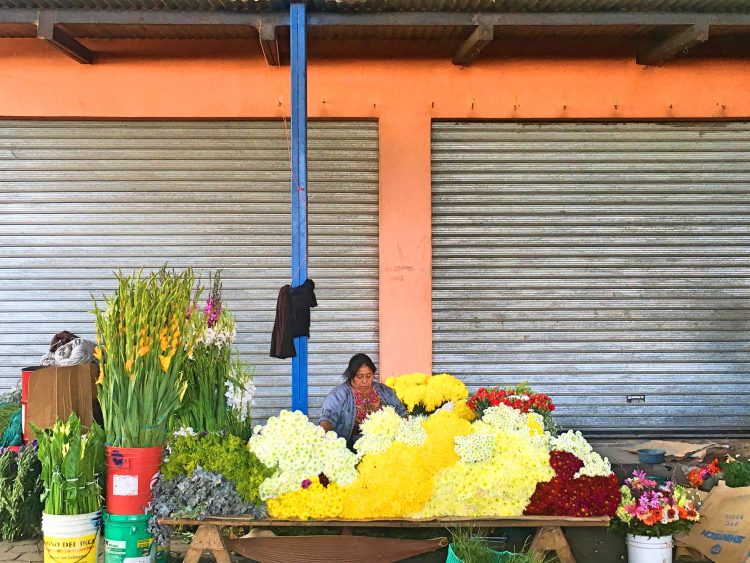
left=320, top=353, right=407, bottom=449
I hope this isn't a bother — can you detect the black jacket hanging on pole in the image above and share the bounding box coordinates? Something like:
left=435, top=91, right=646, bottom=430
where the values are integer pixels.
left=289, top=279, right=317, bottom=337
left=270, top=279, right=317, bottom=359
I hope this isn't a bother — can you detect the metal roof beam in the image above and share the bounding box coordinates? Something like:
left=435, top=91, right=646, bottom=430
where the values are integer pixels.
left=636, top=20, right=710, bottom=66
left=2, top=11, right=750, bottom=28
left=36, top=10, right=93, bottom=64
left=305, top=12, right=750, bottom=27
left=453, top=20, right=493, bottom=66
left=259, top=22, right=285, bottom=66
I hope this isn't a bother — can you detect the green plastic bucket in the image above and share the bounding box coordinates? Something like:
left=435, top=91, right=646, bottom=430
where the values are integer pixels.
left=103, top=512, right=155, bottom=563
left=447, top=543, right=514, bottom=563
left=155, top=544, right=169, bottom=563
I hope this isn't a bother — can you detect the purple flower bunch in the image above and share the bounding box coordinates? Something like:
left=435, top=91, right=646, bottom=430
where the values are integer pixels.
left=204, top=296, right=223, bottom=328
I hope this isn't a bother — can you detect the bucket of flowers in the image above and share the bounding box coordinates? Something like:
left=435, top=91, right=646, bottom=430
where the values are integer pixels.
left=93, top=267, right=197, bottom=514
left=612, top=470, right=700, bottom=563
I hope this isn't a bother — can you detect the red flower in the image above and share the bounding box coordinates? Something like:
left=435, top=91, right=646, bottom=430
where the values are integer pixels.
left=524, top=451, right=620, bottom=517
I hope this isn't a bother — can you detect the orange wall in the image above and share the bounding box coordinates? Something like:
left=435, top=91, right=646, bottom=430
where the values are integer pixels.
left=2, top=39, right=750, bottom=378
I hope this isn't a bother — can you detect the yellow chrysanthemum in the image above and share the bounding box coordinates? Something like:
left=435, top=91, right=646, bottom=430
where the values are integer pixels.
left=452, top=399, right=477, bottom=421
left=420, top=430, right=554, bottom=518
left=267, top=478, right=344, bottom=520
left=385, top=372, right=468, bottom=414
left=339, top=411, right=472, bottom=519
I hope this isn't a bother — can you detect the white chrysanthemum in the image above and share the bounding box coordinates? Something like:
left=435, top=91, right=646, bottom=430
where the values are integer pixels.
left=354, top=406, right=404, bottom=456
left=394, top=416, right=427, bottom=447
left=481, top=405, right=529, bottom=433
left=553, top=430, right=612, bottom=478
left=249, top=410, right=358, bottom=500
left=455, top=432, right=495, bottom=463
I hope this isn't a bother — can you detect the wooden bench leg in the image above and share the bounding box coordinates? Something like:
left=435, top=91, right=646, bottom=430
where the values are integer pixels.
left=183, top=524, right=232, bottom=563
left=529, top=526, right=576, bottom=563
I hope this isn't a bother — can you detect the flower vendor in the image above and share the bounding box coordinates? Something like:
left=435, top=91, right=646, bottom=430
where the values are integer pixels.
left=319, top=353, right=407, bottom=449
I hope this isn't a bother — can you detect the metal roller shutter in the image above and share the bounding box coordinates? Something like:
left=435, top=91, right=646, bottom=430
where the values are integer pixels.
left=0, top=120, right=379, bottom=423
left=432, top=121, right=750, bottom=436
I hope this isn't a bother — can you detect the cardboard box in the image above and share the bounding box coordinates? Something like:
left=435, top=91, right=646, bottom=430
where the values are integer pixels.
left=677, top=481, right=750, bottom=563
left=25, top=363, right=100, bottom=439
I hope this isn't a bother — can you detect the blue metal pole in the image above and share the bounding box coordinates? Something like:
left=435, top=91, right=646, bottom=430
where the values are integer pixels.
left=290, top=0, right=308, bottom=414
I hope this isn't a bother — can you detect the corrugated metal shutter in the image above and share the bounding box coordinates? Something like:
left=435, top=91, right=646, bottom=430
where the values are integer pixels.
left=432, top=121, right=750, bottom=436
left=0, top=120, right=379, bottom=423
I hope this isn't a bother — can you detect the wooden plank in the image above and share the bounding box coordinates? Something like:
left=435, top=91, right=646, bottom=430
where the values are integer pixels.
left=636, top=20, right=710, bottom=66
left=184, top=525, right=231, bottom=563
left=160, top=515, right=610, bottom=528
left=226, top=535, right=448, bottom=563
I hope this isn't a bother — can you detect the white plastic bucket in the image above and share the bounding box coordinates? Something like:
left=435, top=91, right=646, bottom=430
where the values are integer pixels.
left=626, top=533, right=673, bottom=563
left=42, top=511, right=101, bottom=563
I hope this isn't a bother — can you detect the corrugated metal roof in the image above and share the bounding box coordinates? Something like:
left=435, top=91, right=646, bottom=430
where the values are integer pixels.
left=0, top=0, right=281, bottom=11
left=312, top=0, right=750, bottom=12
left=2, top=0, right=750, bottom=11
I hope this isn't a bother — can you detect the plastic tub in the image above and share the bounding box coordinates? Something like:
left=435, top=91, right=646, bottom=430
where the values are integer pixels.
left=626, top=533, right=672, bottom=563
left=105, top=446, right=162, bottom=515
left=638, top=449, right=666, bottom=464
left=42, top=511, right=101, bottom=563
left=103, top=512, right=155, bottom=563
left=446, top=543, right=514, bottom=563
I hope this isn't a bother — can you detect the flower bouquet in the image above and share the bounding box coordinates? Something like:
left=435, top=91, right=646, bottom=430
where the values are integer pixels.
left=33, top=414, right=105, bottom=563
left=686, top=458, right=721, bottom=490
left=175, top=271, right=237, bottom=433
left=33, top=413, right=105, bottom=516
left=614, top=470, right=700, bottom=537
left=614, top=471, right=700, bottom=563
left=224, top=358, right=257, bottom=441
left=467, top=382, right=555, bottom=432
left=93, top=267, right=196, bottom=448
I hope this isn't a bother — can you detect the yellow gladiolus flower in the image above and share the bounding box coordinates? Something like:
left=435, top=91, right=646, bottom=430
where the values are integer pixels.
left=160, top=337, right=169, bottom=352
left=137, top=344, right=150, bottom=357
left=95, top=367, right=104, bottom=385
left=93, top=346, right=102, bottom=361
left=125, top=357, right=134, bottom=373
left=159, top=355, right=172, bottom=372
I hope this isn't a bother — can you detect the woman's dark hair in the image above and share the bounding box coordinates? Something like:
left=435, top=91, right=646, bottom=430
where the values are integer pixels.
left=344, top=353, right=377, bottom=383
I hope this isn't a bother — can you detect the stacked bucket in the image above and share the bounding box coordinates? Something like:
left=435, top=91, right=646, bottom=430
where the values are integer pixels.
left=103, top=446, right=166, bottom=562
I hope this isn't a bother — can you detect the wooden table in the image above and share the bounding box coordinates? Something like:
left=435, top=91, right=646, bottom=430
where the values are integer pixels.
left=160, top=515, right=611, bottom=563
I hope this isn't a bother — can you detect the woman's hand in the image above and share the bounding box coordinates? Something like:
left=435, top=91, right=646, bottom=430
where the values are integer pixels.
left=320, top=420, right=334, bottom=432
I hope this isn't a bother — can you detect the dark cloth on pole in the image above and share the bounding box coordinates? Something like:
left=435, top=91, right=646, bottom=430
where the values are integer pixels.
left=289, top=279, right=317, bottom=337
left=270, top=279, right=317, bottom=359
left=270, top=284, right=295, bottom=359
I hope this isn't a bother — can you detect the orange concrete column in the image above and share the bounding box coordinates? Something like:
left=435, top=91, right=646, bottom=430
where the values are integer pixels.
left=378, top=111, right=433, bottom=379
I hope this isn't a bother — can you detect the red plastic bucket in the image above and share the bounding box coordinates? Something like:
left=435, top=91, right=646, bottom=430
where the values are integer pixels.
left=21, top=366, right=41, bottom=444
left=105, top=446, right=163, bottom=515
